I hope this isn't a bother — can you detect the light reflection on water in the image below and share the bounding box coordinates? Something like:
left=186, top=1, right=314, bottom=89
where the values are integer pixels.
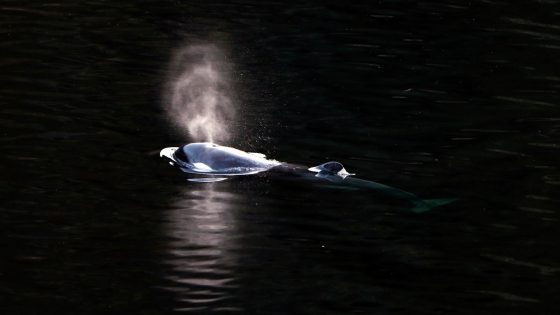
left=161, top=183, right=241, bottom=312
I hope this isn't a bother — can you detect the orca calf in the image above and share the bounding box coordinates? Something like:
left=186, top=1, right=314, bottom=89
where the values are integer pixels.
left=160, top=142, right=455, bottom=213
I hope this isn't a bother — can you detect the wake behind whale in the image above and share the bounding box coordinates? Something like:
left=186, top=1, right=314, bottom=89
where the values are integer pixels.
left=160, top=143, right=456, bottom=213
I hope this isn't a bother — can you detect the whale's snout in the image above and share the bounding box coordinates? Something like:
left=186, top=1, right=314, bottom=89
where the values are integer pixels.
left=160, top=147, right=178, bottom=160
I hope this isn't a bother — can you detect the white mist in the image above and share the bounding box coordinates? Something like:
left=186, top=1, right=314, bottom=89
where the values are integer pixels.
left=165, top=44, right=235, bottom=144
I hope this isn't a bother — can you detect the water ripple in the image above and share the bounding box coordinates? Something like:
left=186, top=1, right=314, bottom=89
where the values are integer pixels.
left=160, top=184, right=241, bottom=311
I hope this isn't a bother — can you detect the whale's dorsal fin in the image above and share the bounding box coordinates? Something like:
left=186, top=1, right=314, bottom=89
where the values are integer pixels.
left=248, top=152, right=267, bottom=159
left=309, top=161, right=344, bottom=173
left=308, top=161, right=355, bottom=178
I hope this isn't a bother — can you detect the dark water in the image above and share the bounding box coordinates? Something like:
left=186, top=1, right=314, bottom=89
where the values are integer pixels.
left=2, top=1, right=560, bottom=314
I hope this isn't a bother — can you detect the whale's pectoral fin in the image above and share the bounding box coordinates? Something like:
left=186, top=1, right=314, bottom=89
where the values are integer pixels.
left=248, top=152, right=267, bottom=159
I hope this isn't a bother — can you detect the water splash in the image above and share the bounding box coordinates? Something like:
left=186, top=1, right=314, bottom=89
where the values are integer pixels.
left=165, top=44, right=235, bottom=143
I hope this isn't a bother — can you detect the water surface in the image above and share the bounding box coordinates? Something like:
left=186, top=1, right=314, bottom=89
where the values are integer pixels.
left=1, top=1, right=560, bottom=314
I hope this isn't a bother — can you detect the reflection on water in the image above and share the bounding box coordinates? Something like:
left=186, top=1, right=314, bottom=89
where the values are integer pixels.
left=161, top=183, right=241, bottom=312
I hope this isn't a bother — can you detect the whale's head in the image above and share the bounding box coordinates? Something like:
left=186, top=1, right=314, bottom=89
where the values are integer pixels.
left=160, top=142, right=281, bottom=175
left=173, top=142, right=220, bottom=166
left=159, top=143, right=222, bottom=166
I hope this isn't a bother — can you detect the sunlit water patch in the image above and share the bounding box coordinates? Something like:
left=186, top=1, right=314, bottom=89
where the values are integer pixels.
left=160, top=184, right=242, bottom=312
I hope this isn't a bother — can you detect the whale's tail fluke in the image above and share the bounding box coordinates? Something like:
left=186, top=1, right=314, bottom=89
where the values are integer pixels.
left=411, top=198, right=457, bottom=213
